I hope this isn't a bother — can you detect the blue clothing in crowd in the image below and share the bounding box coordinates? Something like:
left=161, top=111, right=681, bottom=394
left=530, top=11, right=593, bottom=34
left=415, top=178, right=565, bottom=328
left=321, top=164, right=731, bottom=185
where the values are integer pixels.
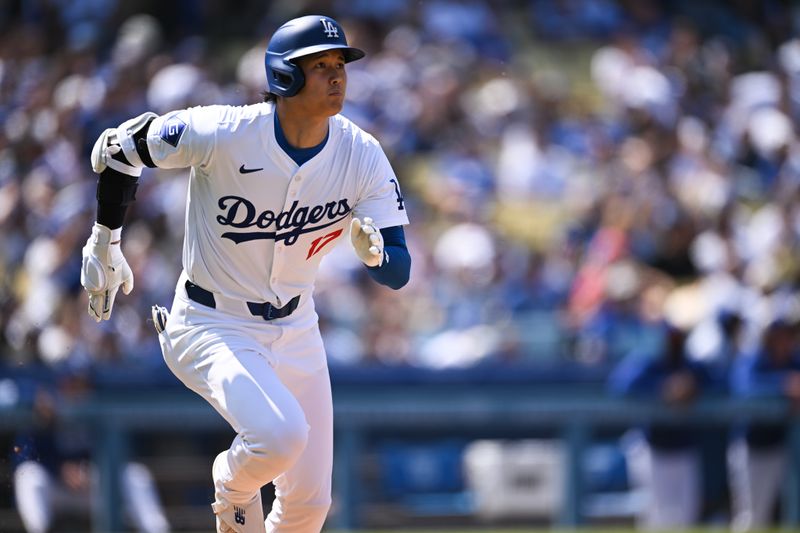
left=729, top=349, right=800, bottom=448
left=609, top=353, right=712, bottom=450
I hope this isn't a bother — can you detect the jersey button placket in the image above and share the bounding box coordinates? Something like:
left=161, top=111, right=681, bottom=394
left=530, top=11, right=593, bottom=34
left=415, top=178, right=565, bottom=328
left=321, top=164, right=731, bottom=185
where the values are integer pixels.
left=271, top=245, right=282, bottom=289
left=289, top=174, right=301, bottom=196
left=273, top=173, right=299, bottom=296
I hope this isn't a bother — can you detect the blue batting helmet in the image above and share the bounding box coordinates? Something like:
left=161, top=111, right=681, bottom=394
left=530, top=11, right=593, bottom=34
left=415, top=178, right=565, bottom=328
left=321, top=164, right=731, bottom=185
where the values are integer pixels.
left=265, top=15, right=365, bottom=97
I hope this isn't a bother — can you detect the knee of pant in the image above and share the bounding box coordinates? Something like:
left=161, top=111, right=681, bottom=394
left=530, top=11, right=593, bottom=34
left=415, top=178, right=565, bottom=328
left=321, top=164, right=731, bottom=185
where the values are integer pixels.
left=249, top=418, right=309, bottom=470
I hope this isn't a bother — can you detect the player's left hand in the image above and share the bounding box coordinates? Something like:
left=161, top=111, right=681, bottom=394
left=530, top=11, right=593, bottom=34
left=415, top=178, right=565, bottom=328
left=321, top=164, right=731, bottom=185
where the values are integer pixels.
left=350, top=216, right=383, bottom=267
left=80, top=223, right=134, bottom=322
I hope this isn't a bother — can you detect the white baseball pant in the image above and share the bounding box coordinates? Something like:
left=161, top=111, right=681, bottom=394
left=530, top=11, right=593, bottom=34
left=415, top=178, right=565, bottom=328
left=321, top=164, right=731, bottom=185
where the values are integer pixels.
left=623, top=432, right=701, bottom=530
left=728, top=439, right=786, bottom=532
left=159, top=281, right=333, bottom=533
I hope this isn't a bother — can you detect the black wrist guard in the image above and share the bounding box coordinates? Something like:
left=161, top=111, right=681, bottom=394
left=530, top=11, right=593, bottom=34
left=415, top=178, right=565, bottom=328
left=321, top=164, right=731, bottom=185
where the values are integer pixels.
left=96, top=167, right=139, bottom=229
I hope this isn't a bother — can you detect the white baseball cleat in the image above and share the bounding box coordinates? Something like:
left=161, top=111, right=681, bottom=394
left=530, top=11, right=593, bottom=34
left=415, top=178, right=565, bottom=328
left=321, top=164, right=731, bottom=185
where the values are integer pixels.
left=211, top=493, right=264, bottom=533
left=211, top=453, right=266, bottom=533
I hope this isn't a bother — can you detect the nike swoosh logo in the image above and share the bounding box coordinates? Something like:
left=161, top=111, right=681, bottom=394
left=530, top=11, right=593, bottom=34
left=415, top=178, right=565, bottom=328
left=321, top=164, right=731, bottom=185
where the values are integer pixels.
left=239, top=164, right=263, bottom=174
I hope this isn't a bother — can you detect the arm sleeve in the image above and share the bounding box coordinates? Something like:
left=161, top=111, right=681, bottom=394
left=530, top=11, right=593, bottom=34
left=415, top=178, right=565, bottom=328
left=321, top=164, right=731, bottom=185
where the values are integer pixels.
left=366, top=225, right=411, bottom=290
left=145, top=106, right=221, bottom=169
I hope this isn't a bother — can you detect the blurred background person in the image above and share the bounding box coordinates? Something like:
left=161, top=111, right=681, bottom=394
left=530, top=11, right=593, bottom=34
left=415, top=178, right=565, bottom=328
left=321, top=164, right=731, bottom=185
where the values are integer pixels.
left=728, top=316, right=800, bottom=532
left=608, top=297, right=712, bottom=531
left=12, top=368, right=170, bottom=533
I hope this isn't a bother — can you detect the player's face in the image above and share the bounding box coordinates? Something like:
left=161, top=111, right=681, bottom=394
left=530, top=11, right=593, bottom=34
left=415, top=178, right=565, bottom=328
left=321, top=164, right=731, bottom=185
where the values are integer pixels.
left=293, top=50, right=347, bottom=117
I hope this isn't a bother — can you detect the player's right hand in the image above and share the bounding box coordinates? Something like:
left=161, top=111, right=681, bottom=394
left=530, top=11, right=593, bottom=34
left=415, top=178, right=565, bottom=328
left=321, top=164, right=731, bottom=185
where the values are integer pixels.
left=80, top=222, right=134, bottom=322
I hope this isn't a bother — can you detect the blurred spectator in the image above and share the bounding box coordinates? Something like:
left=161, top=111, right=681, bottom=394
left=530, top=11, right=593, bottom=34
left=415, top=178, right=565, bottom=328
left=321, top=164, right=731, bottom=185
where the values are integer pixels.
left=12, top=370, right=170, bottom=533
left=687, top=306, right=745, bottom=379
left=727, top=317, right=800, bottom=532
left=571, top=258, right=668, bottom=365
left=608, top=307, right=712, bottom=530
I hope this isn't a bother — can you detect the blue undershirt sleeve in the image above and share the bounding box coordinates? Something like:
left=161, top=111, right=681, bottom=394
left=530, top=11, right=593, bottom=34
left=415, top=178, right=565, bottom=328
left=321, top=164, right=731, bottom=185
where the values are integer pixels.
left=366, top=225, right=411, bottom=290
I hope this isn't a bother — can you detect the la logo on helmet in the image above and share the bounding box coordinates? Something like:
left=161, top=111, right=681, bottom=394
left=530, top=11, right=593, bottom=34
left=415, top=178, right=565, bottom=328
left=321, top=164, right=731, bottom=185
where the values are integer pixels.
left=320, top=19, right=339, bottom=38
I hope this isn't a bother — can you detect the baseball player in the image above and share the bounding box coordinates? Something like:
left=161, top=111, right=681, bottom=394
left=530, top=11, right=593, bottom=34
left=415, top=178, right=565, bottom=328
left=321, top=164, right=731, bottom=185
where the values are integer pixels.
left=608, top=320, right=711, bottom=530
left=13, top=373, right=170, bottom=533
left=728, top=318, right=800, bottom=532
left=80, top=15, right=410, bottom=533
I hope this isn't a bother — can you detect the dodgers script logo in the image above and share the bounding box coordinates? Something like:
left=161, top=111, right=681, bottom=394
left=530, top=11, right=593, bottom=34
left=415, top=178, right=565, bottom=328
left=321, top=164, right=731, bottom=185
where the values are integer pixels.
left=216, top=195, right=351, bottom=245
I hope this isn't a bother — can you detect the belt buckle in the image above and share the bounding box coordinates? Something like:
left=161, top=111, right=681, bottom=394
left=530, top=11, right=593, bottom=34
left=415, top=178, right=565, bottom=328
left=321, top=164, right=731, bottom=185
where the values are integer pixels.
left=263, top=304, right=275, bottom=321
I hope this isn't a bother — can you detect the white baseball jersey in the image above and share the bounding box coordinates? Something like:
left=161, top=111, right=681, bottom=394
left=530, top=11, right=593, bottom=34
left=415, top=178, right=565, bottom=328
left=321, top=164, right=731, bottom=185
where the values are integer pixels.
left=145, top=102, right=409, bottom=306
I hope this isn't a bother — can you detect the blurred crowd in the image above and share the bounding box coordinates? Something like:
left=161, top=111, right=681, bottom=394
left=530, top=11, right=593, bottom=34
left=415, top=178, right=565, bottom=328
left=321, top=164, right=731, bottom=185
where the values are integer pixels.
left=2, top=0, right=800, bottom=375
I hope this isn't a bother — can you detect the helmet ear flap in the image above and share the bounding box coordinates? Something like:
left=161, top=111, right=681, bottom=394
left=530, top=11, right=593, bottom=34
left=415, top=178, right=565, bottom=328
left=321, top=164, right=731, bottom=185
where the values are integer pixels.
left=265, top=53, right=305, bottom=97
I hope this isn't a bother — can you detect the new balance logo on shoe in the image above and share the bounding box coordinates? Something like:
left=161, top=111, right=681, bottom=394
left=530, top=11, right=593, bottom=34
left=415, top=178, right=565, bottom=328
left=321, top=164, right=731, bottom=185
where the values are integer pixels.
left=234, top=506, right=245, bottom=525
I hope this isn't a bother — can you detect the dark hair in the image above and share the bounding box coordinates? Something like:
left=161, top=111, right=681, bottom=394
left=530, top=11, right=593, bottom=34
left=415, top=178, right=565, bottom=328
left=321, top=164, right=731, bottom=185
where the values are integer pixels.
left=262, top=91, right=277, bottom=103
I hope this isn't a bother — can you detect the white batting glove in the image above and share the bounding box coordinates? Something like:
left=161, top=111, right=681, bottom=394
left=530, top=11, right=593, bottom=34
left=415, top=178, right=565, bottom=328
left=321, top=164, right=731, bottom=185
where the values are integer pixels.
left=350, top=217, right=384, bottom=267
left=80, top=223, right=134, bottom=322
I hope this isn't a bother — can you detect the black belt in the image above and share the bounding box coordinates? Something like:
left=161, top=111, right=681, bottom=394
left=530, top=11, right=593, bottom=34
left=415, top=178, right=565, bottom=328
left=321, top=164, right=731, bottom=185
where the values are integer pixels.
left=184, top=280, right=300, bottom=321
